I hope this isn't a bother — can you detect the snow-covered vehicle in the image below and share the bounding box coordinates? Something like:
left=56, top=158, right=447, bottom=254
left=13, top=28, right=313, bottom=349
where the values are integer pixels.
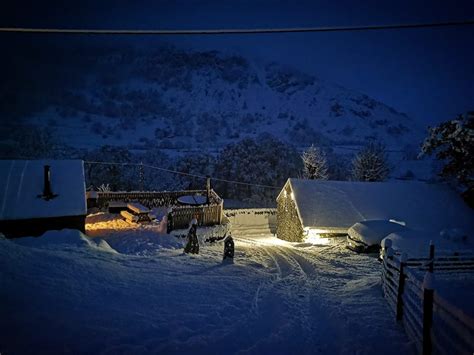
left=346, top=219, right=408, bottom=253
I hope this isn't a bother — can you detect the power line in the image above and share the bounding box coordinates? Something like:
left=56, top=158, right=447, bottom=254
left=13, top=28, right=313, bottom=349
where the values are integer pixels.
left=84, top=160, right=281, bottom=189
left=1, top=19, right=473, bottom=35
left=329, top=146, right=405, bottom=153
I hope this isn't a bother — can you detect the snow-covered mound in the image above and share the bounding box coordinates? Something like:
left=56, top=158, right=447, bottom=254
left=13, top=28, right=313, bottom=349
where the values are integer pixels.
left=13, top=229, right=95, bottom=248
left=100, top=232, right=185, bottom=255
left=382, top=229, right=474, bottom=258
left=12, top=228, right=119, bottom=254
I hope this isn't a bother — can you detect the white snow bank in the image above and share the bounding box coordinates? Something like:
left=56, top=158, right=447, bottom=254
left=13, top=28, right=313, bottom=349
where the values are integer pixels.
left=13, top=229, right=94, bottom=248
left=383, top=229, right=474, bottom=258
left=433, top=273, right=474, bottom=319
left=101, top=233, right=185, bottom=255
left=0, top=160, right=86, bottom=220
left=439, top=228, right=469, bottom=243
left=13, top=228, right=117, bottom=253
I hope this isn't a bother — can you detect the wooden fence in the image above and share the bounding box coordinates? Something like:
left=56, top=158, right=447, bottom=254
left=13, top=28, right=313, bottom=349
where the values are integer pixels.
left=381, top=242, right=474, bottom=354
left=171, top=204, right=223, bottom=229
left=93, top=190, right=223, bottom=230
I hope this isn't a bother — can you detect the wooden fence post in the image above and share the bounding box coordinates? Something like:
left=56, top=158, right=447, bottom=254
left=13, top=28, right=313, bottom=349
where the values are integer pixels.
left=396, top=253, right=407, bottom=321
left=428, top=241, right=435, bottom=273
left=382, top=238, right=392, bottom=260
left=423, top=241, right=435, bottom=355
left=381, top=240, right=393, bottom=287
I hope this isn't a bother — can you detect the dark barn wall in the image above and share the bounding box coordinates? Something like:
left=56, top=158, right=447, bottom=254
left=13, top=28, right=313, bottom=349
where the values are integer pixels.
left=276, top=185, right=304, bottom=242
left=0, top=215, right=86, bottom=238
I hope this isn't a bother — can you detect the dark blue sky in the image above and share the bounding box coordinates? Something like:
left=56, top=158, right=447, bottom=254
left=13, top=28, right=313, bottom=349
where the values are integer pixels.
left=1, top=0, right=473, bottom=125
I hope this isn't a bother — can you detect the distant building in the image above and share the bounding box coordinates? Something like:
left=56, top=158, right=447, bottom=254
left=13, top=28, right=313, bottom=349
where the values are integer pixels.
left=0, top=160, right=87, bottom=238
left=276, top=178, right=474, bottom=242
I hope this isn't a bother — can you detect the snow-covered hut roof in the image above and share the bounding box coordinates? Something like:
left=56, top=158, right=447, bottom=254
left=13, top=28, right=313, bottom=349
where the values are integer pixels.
left=281, top=178, right=474, bottom=234
left=0, top=160, right=86, bottom=220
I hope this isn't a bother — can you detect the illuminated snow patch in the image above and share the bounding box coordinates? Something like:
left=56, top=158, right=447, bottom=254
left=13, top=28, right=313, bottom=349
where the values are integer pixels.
left=304, top=228, right=330, bottom=245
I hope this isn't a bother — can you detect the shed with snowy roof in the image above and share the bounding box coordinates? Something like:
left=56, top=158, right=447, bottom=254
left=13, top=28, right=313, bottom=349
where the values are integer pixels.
left=0, top=160, right=87, bottom=238
left=276, top=178, right=474, bottom=242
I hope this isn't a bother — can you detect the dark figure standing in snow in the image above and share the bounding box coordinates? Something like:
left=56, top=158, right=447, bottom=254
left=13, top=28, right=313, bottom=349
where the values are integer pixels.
left=223, top=235, right=234, bottom=262
left=184, top=218, right=199, bottom=254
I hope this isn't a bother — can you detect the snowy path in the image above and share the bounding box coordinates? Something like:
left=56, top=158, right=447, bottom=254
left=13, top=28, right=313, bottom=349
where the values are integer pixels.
left=231, top=232, right=413, bottom=354
left=0, top=223, right=414, bottom=354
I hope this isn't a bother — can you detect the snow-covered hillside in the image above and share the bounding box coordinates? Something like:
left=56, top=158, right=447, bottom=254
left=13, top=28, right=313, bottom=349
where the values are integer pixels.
left=4, top=45, right=424, bottom=152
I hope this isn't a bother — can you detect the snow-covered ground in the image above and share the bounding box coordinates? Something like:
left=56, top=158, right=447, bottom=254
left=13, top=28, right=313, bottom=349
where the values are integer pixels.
left=0, top=213, right=414, bottom=354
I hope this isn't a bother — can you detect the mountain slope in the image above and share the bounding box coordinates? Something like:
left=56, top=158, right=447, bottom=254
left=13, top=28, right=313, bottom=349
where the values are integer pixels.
left=3, top=45, right=424, bottom=152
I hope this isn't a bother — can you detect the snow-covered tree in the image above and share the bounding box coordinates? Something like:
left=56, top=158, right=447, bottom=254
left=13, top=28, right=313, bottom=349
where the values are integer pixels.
left=97, top=183, right=111, bottom=192
left=215, top=134, right=301, bottom=201
left=84, top=145, right=134, bottom=191
left=138, top=148, right=179, bottom=191
left=420, top=112, right=473, bottom=205
left=176, top=153, right=216, bottom=190
left=301, top=144, right=328, bottom=180
left=352, top=142, right=390, bottom=182
left=1, top=125, right=65, bottom=159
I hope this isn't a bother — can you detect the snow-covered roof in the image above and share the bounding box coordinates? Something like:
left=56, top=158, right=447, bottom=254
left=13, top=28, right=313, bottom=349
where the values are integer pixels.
left=0, top=160, right=86, bottom=220
left=284, top=178, right=474, bottom=234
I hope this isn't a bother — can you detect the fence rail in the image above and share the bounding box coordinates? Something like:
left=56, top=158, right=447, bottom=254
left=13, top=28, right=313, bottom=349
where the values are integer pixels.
left=90, top=189, right=223, bottom=230
left=381, top=242, right=474, bottom=355
left=171, top=203, right=223, bottom=229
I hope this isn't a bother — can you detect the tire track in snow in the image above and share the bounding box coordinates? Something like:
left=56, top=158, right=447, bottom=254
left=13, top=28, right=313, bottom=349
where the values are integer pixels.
left=234, top=235, right=364, bottom=345
left=262, top=245, right=318, bottom=348
left=272, top=242, right=369, bottom=353
left=273, top=247, right=321, bottom=325
left=234, top=234, right=411, bottom=353
left=230, top=237, right=282, bottom=317
left=234, top=235, right=318, bottom=349
left=238, top=236, right=350, bottom=343
left=249, top=246, right=281, bottom=316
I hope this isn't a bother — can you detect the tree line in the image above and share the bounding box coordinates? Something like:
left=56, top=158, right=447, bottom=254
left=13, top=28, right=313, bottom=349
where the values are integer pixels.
left=1, top=112, right=471, bottom=207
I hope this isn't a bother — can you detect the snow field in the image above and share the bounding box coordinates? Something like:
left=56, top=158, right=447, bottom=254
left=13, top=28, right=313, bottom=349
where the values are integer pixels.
left=0, top=210, right=414, bottom=354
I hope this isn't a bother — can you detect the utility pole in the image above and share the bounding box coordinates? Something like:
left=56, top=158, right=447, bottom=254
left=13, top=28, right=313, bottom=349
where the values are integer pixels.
left=139, top=162, right=144, bottom=191
left=206, top=176, right=211, bottom=204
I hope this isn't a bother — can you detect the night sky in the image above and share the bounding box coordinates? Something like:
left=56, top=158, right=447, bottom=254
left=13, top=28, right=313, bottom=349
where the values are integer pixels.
left=1, top=0, right=473, bottom=125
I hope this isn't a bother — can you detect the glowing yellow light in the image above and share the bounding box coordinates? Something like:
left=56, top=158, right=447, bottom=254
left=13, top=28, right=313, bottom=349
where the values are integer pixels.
left=290, top=191, right=295, bottom=200
left=304, top=228, right=330, bottom=245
